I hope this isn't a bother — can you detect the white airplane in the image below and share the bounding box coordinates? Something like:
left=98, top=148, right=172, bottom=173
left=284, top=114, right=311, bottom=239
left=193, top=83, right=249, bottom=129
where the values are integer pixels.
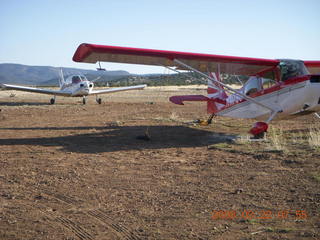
left=0, top=70, right=146, bottom=104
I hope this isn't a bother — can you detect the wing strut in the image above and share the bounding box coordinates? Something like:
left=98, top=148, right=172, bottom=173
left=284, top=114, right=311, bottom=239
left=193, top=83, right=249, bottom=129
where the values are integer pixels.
left=161, top=65, right=206, bottom=84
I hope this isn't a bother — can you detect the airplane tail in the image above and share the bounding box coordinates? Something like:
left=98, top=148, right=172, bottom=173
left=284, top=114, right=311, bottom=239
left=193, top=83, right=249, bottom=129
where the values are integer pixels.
left=59, top=68, right=65, bottom=88
left=207, top=72, right=228, bottom=113
left=169, top=72, right=227, bottom=113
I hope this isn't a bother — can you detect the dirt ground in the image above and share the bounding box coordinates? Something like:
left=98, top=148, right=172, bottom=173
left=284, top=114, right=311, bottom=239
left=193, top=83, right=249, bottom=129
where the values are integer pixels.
left=0, top=87, right=319, bottom=240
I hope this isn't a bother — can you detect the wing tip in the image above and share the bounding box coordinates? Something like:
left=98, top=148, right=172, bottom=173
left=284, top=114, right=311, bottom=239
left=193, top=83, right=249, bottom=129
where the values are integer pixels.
left=72, top=43, right=93, bottom=62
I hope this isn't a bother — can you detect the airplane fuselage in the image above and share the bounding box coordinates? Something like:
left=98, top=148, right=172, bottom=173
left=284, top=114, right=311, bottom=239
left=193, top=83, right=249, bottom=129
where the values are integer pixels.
left=217, top=75, right=320, bottom=121
left=60, top=76, right=94, bottom=97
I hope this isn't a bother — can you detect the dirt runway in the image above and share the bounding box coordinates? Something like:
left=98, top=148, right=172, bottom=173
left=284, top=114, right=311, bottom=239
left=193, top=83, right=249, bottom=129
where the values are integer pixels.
left=0, top=87, right=319, bottom=239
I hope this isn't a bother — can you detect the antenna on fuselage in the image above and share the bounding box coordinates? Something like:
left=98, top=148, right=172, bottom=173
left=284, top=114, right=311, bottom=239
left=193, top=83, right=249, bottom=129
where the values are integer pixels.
left=97, top=61, right=106, bottom=71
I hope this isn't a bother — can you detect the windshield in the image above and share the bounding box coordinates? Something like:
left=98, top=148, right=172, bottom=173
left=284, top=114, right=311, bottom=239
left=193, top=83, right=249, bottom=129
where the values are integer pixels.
left=69, top=75, right=87, bottom=84
left=279, top=60, right=309, bottom=81
left=72, top=76, right=81, bottom=83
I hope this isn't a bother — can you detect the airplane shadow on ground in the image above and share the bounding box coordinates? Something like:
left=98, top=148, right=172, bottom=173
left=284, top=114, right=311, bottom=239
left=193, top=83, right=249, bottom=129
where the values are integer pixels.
left=0, top=102, right=49, bottom=106
left=0, top=125, right=236, bottom=153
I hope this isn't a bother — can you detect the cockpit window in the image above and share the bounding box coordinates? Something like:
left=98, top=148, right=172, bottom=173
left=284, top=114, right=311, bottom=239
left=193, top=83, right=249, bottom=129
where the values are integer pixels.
left=227, top=76, right=276, bottom=104
left=72, top=76, right=81, bottom=84
left=243, top=77, right=277, bottom=96
left=279, top=60, right=309, bottom=81
left=70, top=75, right=87, bottom=83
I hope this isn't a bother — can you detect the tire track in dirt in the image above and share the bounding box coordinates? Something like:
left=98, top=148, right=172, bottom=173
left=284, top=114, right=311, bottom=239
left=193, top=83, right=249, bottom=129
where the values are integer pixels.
left=42, top=189, right=82, bottom=205
left=55, top=216, right=94, bottom=240
left=6, top=174, right=142, bottom=240
left=40, top=190, right=142, bottom=240
left=87, top=209, right=141, bottom=240
left=9, top=186, right=94, bottom=240
left=37, top=207, right=94, bottom=240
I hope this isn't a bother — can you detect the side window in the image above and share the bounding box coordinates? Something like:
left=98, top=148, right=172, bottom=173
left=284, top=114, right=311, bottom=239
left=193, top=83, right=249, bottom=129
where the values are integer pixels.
left=244, top=77, right=262, bottom=96
left=262, top=78, right=277, bottom=89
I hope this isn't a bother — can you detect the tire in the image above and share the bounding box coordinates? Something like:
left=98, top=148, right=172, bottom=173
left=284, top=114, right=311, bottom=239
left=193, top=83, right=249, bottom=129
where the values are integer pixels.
left=252, top=131, right=266, bottom=139
left=50, top=98, right=55, bottom=104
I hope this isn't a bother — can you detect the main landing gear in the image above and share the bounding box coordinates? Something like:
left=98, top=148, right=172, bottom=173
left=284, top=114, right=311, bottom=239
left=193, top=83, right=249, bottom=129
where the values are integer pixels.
left=249, top=122, right=268, bottom=139
left=82, top=96, right=86, bottom=105
left=249, top=110, right=282, bottom=139
left=50, top=96, right=56, bottom=104
left=96, top=96, right=102, bottom=104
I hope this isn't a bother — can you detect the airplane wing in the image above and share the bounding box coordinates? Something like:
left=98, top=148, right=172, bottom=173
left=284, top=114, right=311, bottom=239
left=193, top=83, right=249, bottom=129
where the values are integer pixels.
left=1, top=84, right=71, bottom=96
left=73, top=43, right=280, bottom=76
left=89, top=84, right=146, bottom=95
left=304, top=61, right=320, bottom=74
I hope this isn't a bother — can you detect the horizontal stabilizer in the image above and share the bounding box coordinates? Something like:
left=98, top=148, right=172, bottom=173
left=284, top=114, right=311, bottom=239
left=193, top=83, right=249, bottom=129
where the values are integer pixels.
left=169, top=95, right=209, bottom=105
left=170, top=95, right=227, bottom=105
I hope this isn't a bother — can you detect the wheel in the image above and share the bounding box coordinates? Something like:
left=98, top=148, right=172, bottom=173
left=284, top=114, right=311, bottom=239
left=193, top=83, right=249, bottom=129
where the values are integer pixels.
left=252, top=131, right=266, bottom=139
left=50, top=98, right=55, bottom=104
left=97, top=98, right=102, bottom=104
left=82, top=98, right=86, bottom=104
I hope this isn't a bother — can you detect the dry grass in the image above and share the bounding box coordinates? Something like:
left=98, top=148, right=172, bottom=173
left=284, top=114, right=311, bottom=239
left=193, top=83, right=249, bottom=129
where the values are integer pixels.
left=308, top=125, right=320, bottom=149
left=268, top=126, right=288, bottom=152
left=169, top=111, right=181, bottom=122
left=291, top=131, right=305, bottom=144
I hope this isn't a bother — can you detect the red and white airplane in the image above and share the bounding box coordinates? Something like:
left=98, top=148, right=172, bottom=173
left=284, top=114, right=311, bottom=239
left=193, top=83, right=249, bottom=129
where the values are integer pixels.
left=1, top=69, right=146, bottom=104
left=73, top=43, right=320, bottom=138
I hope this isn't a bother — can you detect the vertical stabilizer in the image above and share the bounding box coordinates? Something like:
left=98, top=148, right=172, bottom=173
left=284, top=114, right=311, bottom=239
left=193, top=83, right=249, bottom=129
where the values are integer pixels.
left=59, top=68, right=65, bottom=88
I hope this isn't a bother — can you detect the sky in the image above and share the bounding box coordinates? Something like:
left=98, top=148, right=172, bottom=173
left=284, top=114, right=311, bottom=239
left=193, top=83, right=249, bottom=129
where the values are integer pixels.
left=1, top=0, right=319, bottom=74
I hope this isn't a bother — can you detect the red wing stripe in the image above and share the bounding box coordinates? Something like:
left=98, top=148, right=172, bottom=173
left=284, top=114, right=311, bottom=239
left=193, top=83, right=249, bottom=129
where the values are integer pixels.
left=73, top=43, right=279, bottom=66
left=304, top=61, right=320, bottom=67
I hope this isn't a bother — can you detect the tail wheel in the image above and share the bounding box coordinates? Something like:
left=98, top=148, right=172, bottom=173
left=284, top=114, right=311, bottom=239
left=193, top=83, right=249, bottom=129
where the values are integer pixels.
left=50, top=98, right=55, bottom=104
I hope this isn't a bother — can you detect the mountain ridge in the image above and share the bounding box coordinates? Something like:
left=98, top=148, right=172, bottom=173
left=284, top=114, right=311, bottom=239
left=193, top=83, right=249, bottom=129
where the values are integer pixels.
left=0, top=63, right=130, bottom=86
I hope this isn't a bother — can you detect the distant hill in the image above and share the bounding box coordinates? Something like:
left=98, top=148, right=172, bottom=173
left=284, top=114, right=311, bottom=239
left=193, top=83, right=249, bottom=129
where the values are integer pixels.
left=0, top=63, right=207, bottom=87
left=0, top=63, right=130, bottom=86
left=0, top=63, right=242, bottom=87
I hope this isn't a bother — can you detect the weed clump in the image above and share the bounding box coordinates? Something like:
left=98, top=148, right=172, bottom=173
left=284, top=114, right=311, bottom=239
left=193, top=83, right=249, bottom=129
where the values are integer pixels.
left=308, top=126, right=320, bottom=149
